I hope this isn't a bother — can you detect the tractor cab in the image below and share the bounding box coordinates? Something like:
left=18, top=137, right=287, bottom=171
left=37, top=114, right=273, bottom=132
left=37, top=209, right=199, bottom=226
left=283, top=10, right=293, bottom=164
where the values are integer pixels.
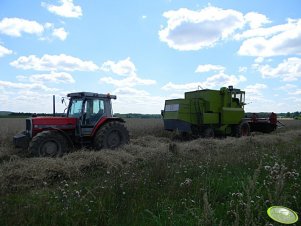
left=228, top=86, right=245, bottom=108
left=66, top=92, right=118, bottom=136
left=67, top=92, right=115, bottom=126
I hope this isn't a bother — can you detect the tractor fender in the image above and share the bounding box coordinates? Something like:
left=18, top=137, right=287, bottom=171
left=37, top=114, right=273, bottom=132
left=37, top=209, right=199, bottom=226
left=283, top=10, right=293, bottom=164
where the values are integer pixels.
left=91, top=117, right=125, bottom=137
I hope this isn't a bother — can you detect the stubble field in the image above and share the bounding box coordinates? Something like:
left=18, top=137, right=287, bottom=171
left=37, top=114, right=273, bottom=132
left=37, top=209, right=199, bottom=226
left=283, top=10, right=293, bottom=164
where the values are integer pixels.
left=0, top=118, right=301, bottom=225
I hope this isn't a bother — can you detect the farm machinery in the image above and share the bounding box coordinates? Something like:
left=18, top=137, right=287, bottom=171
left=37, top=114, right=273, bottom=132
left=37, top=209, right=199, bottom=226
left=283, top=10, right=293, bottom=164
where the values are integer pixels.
left=13, top=92, right=129, bottom=157
left=161, top=86, right=279, bottom=137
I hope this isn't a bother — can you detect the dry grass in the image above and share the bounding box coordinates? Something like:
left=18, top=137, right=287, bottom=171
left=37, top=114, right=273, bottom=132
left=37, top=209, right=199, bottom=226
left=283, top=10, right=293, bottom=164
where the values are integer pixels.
left=0, top=118, right=300, bottom=193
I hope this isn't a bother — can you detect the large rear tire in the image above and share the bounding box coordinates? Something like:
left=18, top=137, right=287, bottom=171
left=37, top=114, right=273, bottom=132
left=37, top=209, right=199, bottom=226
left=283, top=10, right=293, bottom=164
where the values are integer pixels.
left=94, top=121, right=129, bottom=150
left=235, top=121, right=250, bottom=137
left=28, top=131, right=68, bottom=157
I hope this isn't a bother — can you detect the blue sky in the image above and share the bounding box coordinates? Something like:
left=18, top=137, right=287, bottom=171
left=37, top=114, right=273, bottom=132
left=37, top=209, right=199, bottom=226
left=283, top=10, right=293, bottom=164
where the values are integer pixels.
left=0, top=0, right=301, bottom=114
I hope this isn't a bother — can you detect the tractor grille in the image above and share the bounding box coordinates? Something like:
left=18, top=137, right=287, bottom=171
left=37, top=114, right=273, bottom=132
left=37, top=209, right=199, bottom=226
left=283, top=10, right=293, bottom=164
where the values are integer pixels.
left=26, top=118, right=32, bottom=131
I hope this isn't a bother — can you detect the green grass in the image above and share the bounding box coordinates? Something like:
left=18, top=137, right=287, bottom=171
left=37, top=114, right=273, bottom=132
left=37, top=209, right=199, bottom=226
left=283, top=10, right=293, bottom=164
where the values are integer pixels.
left=0, top=119, right=301, bottom=225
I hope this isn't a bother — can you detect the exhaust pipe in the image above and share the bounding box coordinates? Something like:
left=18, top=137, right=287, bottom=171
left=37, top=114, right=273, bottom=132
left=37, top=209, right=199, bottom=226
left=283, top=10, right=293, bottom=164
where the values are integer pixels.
left=53, top=95, right=55, bottom=116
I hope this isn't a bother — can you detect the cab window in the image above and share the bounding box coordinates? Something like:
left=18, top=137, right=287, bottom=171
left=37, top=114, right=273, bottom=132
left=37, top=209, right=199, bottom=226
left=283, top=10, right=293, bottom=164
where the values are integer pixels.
left=84, top=99, right=105, bottom=125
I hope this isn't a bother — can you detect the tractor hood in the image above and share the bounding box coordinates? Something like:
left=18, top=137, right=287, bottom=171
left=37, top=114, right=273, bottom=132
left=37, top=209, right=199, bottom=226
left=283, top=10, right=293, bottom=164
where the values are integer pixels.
left=32, top=117, right=77, bottom=130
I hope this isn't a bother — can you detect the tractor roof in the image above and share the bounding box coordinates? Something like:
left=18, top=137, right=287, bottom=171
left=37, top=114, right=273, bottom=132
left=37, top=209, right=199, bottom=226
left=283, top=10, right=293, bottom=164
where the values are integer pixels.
left=67, top=92, right=117, bottom=99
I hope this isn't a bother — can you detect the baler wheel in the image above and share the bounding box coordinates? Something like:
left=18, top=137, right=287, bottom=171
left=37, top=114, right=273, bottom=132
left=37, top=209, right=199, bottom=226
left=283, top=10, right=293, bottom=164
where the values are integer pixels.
left=94, top=121, right=129, bottom=150
left=28, top=131, right=68, bottom=157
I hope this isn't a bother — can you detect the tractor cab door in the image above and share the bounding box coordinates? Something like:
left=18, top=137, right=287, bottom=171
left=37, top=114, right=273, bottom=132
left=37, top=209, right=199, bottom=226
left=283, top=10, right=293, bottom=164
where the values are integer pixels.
left=81, top=98, right=105, bottom=136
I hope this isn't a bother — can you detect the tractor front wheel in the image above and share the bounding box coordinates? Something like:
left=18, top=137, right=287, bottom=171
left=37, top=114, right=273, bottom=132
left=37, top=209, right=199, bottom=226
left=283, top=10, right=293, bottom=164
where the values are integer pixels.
left=28, top=131, right=68, bottom=157
left=235, top=122, right=250, bottom=137
left=94, top=121, right=129, bottom=150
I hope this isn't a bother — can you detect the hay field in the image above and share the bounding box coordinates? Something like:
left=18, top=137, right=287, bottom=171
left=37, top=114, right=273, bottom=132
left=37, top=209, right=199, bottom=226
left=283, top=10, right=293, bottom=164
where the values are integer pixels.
left=0, top=117, right=301, bottom=225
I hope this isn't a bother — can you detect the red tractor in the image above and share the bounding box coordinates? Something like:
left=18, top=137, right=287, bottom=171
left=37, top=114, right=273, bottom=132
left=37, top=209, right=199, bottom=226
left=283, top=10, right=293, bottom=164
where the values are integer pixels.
left=13, top=92, right=129, bottom=157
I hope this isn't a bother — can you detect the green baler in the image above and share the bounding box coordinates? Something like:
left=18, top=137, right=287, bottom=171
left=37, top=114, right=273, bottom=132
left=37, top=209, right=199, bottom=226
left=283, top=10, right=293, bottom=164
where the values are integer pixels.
left=162, top=86, right=277, bottom=137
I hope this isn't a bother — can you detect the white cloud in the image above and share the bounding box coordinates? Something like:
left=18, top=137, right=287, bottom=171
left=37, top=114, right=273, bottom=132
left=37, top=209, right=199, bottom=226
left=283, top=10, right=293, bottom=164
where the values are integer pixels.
left=0, top=80, right=58, bottom=92
left=100, top=76, right=156, bottom=87
left=244, top=83, right=267, bottom=94
left=113, top=87, right=165, bottom=114
left=254, top=57, right=264, bottom=63
left=291, top=89, right=301, bottom=95
left=10, top=54, right=99, bottom=71
left=238, top=66, right=247, bottom=73
left=234, top=18, right=298, bottom=41
left=257, top=57, right=301, bottom=81
left=238, top=19, right=301, bottom=57
left=0, top=44, right=13, bottom=57
left=100, top=58, right=156, bottom=87
left=101, top=58, right=136, bottom=76
left=0, top=17, right=44, bottom=37
left=42, top=0, right=82, bottom=18
left=195, top=64, right=225, bottom=73
left=29, top=72, right=75, bottom=84
left=52, top=27, right=68, bottom=41
left=159, top=6, right=245, bottom=51
left=244, top=12, right=271, bottom=29
left=0, top=17, right=68, bottom=41
left=162, top=72, right=246, bottom=91
left=243, top=83, right=267, bottom=106
left=277, top=84, right=297, bottom=91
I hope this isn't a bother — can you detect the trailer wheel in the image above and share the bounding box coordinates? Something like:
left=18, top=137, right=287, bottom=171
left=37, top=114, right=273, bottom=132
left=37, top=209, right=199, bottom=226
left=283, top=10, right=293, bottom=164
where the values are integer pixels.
left=28, top=131, right=68, bottom=157
left=94, top=121, right=129, bottom=150
left=203, top=127, right=215, bottom=138
left=235, top=122, right=250, bottom=137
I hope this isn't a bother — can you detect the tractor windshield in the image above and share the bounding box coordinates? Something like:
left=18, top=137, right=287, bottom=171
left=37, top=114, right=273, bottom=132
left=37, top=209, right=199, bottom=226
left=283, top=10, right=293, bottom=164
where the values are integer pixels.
left=68, top=99, right=83, bottom=118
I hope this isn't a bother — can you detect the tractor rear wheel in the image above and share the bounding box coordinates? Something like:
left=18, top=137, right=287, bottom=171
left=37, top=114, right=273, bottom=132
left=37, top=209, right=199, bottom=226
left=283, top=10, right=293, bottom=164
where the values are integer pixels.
left=28, top=131, right=68, bottom=157
left=235, top=121, right=250, bottom=137
left=94, top=121, right=129, bottom=150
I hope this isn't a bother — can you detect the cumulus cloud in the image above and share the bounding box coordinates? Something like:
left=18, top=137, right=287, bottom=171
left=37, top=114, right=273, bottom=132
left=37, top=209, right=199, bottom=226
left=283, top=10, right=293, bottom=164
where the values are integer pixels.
left=112, top=87, right=165, bottom=114
left=0, top=17, right=44, bottom=37
left=159, top=5, right=301, bottom=58
left=238, top=66, right=247, bottom=73
left=195, top=64, right=225, bottom=73
left=98, top=58, right=160, bottom=113
left=100, top=76, right=156, bottom=87
left=101, top=58, right=136, bottom=76
left=244, top=12, right=271, bottom=29
left=162, top=72, right=246, bottom=91
left=245, top=83, right=267, bottom=94
left=238, top=19, right=301, bottom=57
left=52, top=27, right=68, bottom=41
left=257, top=57, right=301, bottom=81
left=10, top=54, right=99, bottom=71
left=0, top=80, right=58, bottom=92
left=244, top=83, right=267, bottom=103
left=0, top=17, right=68, bottom=41
left=0, top=44, right=13, bottom=57
left=277, top=84, right=297, bottom=91
left=42, top=0, right=82, bottom=18
left=100, top=58, right=156, bottom=87
left=159, top=6, right=245, bottom=51
left=28, top=72, right=75, bottom=84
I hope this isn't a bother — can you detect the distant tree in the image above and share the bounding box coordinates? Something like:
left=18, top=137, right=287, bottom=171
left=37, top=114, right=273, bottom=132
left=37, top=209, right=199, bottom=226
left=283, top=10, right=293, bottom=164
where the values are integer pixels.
left=286, top=112, right=291, bottom=118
